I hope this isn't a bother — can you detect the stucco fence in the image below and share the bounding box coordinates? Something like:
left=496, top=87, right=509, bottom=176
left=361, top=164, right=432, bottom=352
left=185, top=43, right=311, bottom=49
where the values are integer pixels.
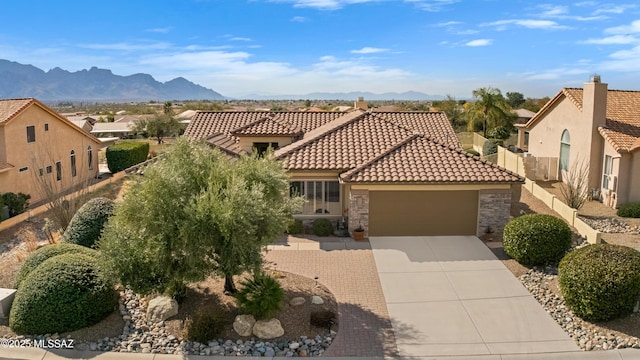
left=495, top=146, right=601, bottom=244
left=0, top=171, right=127, bottom=233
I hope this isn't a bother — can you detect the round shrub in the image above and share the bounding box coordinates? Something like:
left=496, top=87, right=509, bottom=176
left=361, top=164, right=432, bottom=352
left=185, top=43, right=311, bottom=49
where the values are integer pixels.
left=235, top=272, right=284, bottom=320
left=13, top=243, right=97, bottom=289
left=9, top=253, right=118, bottom=334
left=288, top=219, right=303, bottom=235
left=617, top=202, right=640, bottom=218
left=312, top=218, right=333, bottom=237
left=559, top=244, right=640, bottom=322
left=503, top=214, right=572, bottom=266
left=184, top=309, right=223, bottom=343
left=482, top=139, right=502, bottom=156
left=62, top=197, right=116, bottom=248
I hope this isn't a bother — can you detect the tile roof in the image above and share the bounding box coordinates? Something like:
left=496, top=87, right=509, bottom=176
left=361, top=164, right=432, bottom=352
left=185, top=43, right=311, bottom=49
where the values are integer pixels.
left=372, top=111, right=461, bottom=148
left=206, top=133, right=244, bottom=157
left=232, top=116, right=302, bottom=136
left=0, top=98, right=34, bottom=123
left=341, top=135, right=522, bottom=183
left=528, top=88, right=640, bottom=153
left=0, top=160, right=14, bottom=172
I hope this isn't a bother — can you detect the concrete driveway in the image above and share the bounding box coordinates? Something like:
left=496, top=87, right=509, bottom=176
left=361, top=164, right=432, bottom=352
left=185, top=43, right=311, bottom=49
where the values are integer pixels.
left=370, top=236, right=579, bottom=357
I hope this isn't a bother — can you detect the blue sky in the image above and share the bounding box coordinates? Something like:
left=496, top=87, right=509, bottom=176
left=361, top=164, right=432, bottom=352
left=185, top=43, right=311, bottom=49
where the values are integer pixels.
left=1, top=0, right=639, bottom=98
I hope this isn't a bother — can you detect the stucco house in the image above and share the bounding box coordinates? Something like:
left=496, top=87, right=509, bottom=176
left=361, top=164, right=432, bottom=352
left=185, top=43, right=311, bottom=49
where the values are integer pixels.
left=518, top=76, right=640, bottom=208
left=185, top=109, right=522, bottom=237
left=0, top=98, right=101, bottom=203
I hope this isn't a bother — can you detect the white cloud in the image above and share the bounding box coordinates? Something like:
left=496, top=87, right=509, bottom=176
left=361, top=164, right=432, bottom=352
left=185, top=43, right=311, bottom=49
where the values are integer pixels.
left=465, top=39, right=492, bottom=47
left=291, top=16, right=308, bottom=22
left=481, top=19, right=568, bottom=30
left=406, top=0, right=459, bottom=12
left=78, top=42, right=173, bottom=51
left=145, top=27, right=172, bottom=34
left=432, top=21, right=462, bottom=27
left=265, top=0, right=383, bottom=10
left=581, top=35, right=638, bottom=45
left=520, top=67, right=590, bottom=80
left=230, top=37, right=253, bottom=42
left=600, top=45, right=640, bottom=71
left=350, top=47, right=388, bottom=54
left=593, top=4, right=636, bottom=15
left=538, top=4, right=568, bottom=17
left=605, top=20, right=640, bottom=34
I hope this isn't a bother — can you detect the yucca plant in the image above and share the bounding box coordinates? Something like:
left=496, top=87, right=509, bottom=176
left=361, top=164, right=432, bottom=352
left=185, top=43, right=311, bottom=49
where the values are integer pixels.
left=234, top=272, right=284, bottom=319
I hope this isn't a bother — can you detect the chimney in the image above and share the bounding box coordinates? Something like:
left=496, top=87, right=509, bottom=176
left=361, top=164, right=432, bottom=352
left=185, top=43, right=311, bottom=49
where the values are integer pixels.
left=354, top=97, right=367, bottom=110
left=583, top=74, right=607, bottom=129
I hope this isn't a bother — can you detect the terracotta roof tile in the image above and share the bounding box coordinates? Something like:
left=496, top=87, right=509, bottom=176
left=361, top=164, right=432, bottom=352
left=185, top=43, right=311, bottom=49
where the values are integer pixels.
left=184, top=111, right=268, bottom=140
left=372, top=111, right=461, bottom=148
left=341, top=135, right=523, bottom=183
left=205, top=133, right=244, bottom=157
left=0, top=98, right=34, bottom=123
left=232, top=116, right=302, bottom=136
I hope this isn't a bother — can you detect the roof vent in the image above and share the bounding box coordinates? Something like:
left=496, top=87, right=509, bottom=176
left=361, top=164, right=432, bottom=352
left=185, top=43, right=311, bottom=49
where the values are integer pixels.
left=589, top=74, right=601, bottom=83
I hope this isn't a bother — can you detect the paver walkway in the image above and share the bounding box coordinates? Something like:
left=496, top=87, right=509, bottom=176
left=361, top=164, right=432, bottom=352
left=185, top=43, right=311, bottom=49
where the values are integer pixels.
left=265, top=235, right=396, bottom=357
left=370, top=235, right=579, bottom=357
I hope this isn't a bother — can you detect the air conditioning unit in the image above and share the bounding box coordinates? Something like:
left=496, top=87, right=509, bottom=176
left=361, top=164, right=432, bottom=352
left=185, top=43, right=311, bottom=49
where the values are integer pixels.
left=608, top=175, right=617, bottom=191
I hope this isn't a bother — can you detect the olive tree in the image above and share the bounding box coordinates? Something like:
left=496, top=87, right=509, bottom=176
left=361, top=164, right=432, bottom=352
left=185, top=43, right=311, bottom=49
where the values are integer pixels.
left=98, top=139, right=301, bottom=297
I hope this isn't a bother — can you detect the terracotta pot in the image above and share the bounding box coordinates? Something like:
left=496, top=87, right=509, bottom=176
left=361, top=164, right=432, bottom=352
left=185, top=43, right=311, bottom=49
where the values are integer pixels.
left=353, top=230, right=365, bottom=241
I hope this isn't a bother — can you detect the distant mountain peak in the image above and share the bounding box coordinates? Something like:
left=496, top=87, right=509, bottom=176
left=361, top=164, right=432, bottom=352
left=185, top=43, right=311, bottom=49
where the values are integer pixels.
left=0, top=59, right=225, bottom=102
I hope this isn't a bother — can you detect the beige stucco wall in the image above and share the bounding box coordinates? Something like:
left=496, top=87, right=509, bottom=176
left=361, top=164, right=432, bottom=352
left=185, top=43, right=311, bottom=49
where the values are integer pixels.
left=628, top=153, right=640, bottom=203
left=0, top=104, right=100, bottom=203
left=237, top=135, right=293, bottom=154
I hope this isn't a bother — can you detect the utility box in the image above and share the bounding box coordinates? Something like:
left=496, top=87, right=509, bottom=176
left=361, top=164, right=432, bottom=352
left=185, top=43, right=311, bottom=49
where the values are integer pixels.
left=0, top=288, right=17, bottom=318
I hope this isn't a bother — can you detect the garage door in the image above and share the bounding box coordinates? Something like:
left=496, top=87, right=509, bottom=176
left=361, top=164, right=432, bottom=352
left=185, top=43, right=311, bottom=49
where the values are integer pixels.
left=368, top=190, right=478, bottom=236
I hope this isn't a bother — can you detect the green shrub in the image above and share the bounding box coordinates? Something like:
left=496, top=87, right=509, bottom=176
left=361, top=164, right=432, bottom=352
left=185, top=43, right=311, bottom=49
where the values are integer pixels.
left=106, top=141, right=149, bottom=173
left=234, top=272, right=284, bottom=319
left=465, top=149, right=481, bottom=156
left=482, top=139, right=502, bottom=156
left=9, top=253, right=118, bottom=334
left=288, top=219, right=303, bottom=234
left=2, top=192, right=31, bottom=217
left=312, top=218, right=333, bottom=237
left=0, top=194, right=4, bottom=221
left=62, top=197, right=115, bottom=248
left=559, top=244, right=640, bottom=322
left=14, top=243, right=97, bottom=289
left=183, top=309, right=223, bottom=343
left=617, top=202, right=640, bottom=218
left=503, top=214, right=572, bottom=266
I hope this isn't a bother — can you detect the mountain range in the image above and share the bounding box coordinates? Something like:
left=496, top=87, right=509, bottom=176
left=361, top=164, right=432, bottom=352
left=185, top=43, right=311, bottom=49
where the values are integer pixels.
left=0, top=59, right=445, bottom=102
left=0, top=60, right=225, bottom=102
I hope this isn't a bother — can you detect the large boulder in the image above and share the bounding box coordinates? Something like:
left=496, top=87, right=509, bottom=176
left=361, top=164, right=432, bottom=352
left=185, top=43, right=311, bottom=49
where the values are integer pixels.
left=233, top=314, right=256, bottom=336
left=252, top=318, right=284, bottom=339
left=146, top=296, right=178, bottom=323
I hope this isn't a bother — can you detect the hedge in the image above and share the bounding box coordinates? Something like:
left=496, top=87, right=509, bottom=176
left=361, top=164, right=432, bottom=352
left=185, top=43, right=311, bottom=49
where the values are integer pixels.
left=13, top=243, right=98, bottom=289
left=559, top=244, right=640, bottom=322
left=62, top=197, right=115, bottom=248
left=617, top=202, right=640, bottom=218
left=503, top=214, right=572, bottom=266
left=106, top=141, right=149, bottom=173
left=9, top=253, right=118, bottom=334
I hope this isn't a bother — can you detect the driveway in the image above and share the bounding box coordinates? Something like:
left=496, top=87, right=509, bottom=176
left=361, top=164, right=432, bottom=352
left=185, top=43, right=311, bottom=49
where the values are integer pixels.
left=370, top=235, right=579, bottom=357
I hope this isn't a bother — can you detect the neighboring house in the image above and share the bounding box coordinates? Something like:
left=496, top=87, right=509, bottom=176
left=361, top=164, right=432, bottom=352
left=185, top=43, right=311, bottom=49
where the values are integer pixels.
left=90, top=122, right=136, bottom=138
left=514, top=108, right=536, bottom=125
left=0, top=98, right=101, bottom=203
left=185, top=109, right=522, bottom=237
left=518, top=75, right=640, bottom=208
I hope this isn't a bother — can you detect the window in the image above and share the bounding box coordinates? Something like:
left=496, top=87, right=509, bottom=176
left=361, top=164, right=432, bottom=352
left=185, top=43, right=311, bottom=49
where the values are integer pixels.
left=19, top=166, right=28, bottom=172
left=46, top=165, right=52, bottom=174
left=603, top=155, right=612, bottom=189
left=290, top=180, right=341, bottom=215
left=44, top=123, right=49, bottom=131
left=524, top=131, right=530, bottom=147
left=70, top=150, right=77, bottom=177
left=253, top=142, right=279, bottom=156
left=87, top=146, right=93, bottom=170
left=26, top=126, right=36, bottom=143
left=559, top=130, right=570, bottom=172
left=39, top=168, right=43, bottom=176
left=56, top=161, right=62, bottom=181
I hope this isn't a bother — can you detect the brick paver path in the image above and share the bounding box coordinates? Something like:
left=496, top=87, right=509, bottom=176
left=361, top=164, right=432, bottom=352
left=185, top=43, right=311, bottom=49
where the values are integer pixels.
left=264, top=236, right=397, bottom=357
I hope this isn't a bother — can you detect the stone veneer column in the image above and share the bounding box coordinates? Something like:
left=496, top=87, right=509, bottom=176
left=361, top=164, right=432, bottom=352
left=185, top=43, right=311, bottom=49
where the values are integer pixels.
left=477, top=189, right=512, bottom=237
left=348, top=189, right=369, bottom=237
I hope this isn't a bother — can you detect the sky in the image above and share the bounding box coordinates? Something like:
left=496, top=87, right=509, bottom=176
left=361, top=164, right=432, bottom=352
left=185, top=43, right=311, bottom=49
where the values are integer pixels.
left=1, top=0, right=639, bottom=99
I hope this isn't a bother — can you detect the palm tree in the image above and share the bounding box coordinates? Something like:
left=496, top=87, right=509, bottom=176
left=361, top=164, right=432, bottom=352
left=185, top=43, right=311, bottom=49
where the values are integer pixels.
left=467, top=87, right=514, bottom=138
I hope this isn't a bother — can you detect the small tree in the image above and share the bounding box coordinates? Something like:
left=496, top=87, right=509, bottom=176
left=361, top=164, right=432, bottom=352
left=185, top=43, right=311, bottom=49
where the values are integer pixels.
left=133, top=113, right=181, bottom=144
left=98, top=139, right=302, bottom=296
left=560, top=157, right=590, bottom=210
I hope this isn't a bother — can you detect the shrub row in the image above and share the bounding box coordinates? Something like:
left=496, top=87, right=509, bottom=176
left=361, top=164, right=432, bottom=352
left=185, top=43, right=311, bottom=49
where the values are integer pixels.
left=106, top=141, right=149, bottom=173
left=1, top=192, right=30, bottom=220
left=62, top=197, right=115, bottom=248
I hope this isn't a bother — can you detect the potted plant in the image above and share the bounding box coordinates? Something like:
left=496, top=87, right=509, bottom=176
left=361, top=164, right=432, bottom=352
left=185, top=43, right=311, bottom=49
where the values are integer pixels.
left=352, top=223, right=365, bottom=241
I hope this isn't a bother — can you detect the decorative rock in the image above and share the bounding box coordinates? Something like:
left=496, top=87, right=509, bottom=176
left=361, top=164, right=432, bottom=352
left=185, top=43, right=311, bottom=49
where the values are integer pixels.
left=264, top=347, right=276, bottom=357
left=233, top=314, right=256, bottom=337
left=146, top=296, right=178, bottom=323
left=290, top=297, right=306, bottom=306
left=311, top=296, right=324, bottom=305
left=289, top=341, right=300, bottom=350
left=252, top=318, right=285, bottom=339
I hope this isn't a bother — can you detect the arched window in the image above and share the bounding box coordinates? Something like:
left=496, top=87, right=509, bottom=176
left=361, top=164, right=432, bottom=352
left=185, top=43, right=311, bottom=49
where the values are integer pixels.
left=560, top=130, right=570, bottom=172
left=87, top=146, right=93, bottom=170
left=70, top=150, right=77, bottom=177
